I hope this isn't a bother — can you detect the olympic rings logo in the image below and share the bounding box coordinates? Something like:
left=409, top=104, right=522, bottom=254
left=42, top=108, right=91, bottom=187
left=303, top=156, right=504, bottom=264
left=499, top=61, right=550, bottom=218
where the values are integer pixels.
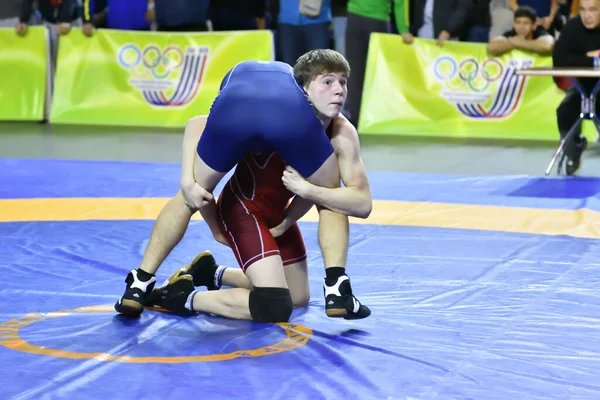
left=118, top=44, right=185, bottom=79
left=433, top=56, right=504, bottom=92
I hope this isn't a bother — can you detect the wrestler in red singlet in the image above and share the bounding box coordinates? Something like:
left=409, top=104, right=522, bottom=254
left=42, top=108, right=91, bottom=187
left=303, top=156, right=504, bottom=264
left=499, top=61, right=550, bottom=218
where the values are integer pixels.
left=217, top=149, right=306, bottom=272
left=217, top=124, right=335, bottom=272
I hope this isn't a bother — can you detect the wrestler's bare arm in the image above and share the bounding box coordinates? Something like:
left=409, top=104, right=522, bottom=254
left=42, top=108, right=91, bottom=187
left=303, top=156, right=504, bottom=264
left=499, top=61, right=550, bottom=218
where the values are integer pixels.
left=297, top=119, right=372, bottom=218
left=181, top=115, right=207, bottom=188
left=178, top=115, right=224, bottom=241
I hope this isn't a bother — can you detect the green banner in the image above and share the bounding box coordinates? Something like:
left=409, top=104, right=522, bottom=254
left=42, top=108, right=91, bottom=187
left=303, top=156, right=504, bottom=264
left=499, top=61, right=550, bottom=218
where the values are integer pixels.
left=50, top=29, right=274, bottom=127
left=0, top=27, right=48, bottom=121
left=359, top=33, right=587, bottom=141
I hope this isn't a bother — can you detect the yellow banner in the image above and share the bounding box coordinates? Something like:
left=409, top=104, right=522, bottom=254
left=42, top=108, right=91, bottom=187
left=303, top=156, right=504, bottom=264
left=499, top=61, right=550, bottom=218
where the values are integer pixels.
left=359, top=34, right=579, bottom=141
left=0, top=27, right=48, bottom=121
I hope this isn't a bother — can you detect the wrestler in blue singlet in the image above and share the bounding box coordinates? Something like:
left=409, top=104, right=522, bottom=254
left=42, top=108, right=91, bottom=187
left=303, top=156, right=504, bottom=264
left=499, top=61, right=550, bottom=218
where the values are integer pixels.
left=196, top=61, right=334, bottom=178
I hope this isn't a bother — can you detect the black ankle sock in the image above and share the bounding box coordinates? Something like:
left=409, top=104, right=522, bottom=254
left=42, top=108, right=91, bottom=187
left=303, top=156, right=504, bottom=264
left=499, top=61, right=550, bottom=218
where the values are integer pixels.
left=136, top=269, right=154, bottom=282
left=325, top=267, right=346, bottom=285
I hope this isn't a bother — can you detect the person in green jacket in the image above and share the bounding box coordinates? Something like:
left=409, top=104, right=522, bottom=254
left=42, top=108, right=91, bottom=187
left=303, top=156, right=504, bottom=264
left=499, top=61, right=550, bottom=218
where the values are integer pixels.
left=345, top=0, right=413, bottom=128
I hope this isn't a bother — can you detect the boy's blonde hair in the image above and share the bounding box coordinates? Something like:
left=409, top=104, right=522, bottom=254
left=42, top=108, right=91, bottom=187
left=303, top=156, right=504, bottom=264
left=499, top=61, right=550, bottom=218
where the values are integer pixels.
left=293, top=49, right=351, bottom=87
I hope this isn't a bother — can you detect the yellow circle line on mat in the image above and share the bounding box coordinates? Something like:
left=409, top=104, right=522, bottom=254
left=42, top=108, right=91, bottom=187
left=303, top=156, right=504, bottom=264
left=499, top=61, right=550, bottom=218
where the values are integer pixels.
left=2, top=198, right=600, bottom=238
left=0, top=306, right=313, bottom=364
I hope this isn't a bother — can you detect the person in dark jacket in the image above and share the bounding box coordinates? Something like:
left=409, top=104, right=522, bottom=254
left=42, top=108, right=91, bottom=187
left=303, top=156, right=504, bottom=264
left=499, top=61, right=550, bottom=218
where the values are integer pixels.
left=81, top=0, right=150, bottom=36
left=409, top=0, right=472, bottom=46
left=16, top=0, right=79, bottom=36
left=0, top=0, right=22, bottom=27
left=209, top=0, right=267, bottom=31
left=150, top=0, right=210, bottom=32
left=462, top=0, right=492, bottom=42
left=552, top=0, right=600, bottom=175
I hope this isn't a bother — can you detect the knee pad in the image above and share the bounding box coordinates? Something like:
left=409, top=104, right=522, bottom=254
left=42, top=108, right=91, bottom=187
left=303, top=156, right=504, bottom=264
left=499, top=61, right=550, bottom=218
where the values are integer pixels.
left=249, top=287, right=293, bottom=323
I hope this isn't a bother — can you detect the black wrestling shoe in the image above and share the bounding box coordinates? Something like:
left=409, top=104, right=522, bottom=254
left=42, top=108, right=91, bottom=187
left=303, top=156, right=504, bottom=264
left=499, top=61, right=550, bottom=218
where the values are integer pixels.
left=148, top=251, right=221, bottom=298
left=114, top=269, right=156, bottom=317
left=146, top=274, right=196, bottom=315
left=324, top=275, right=371, bottom=320
left=179, top=250, right=221, bottom=290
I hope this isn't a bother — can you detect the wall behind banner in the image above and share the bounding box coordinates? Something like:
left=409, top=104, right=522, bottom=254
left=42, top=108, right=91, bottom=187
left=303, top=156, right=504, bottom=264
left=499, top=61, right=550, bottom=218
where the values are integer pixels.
left=50, top=29, right=274, bottom=128
left=0, top=27, right=49, bottom=122
left=358, top=33, right=591, bottom=142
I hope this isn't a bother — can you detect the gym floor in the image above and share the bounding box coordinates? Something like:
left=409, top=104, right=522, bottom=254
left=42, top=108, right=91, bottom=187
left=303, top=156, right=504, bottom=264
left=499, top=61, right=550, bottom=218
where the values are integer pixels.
left=1, top=123, right=599, bottom=399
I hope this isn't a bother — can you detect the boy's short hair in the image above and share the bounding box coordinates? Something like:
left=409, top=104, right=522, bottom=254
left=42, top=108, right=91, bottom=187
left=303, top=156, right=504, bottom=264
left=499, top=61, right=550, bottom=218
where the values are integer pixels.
left=294, top=49, right=351, bottom=87
left=514, top=6, right=537, bottom=23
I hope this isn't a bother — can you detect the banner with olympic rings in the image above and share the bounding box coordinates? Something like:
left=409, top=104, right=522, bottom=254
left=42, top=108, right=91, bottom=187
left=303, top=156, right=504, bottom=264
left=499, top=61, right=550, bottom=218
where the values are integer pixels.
left=359, top=33, right=569, bottom=141
left=50, top=29, right=274, bottom=127
left=0, top=27, right=49, bottom=121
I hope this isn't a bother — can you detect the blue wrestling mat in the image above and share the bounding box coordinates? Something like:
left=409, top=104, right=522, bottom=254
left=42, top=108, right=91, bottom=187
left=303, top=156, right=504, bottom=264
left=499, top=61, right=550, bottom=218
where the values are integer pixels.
left=1, top=158, right=600, bottom=399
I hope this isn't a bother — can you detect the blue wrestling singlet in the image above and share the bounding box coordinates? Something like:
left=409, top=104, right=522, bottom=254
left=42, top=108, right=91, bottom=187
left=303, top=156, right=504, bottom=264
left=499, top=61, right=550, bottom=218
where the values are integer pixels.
left=196, top=61, right=334, bottom=178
